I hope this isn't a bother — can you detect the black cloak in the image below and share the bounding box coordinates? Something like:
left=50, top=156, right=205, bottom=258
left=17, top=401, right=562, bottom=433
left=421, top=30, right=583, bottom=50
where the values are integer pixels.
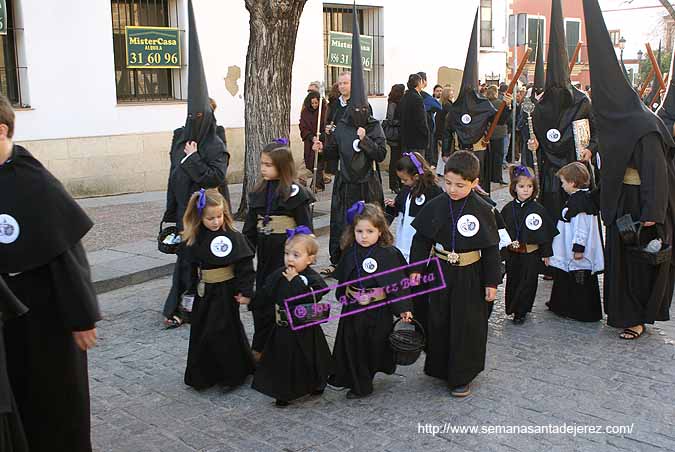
left=501, top=198, right=559, bottom=245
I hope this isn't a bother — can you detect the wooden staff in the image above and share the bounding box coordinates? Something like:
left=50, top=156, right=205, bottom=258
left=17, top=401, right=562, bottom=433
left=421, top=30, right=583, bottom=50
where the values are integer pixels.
left=639, top=67, right=654, bottom=97
left=568, top=42, right=582, bottom=74
left=310, top=83, right=324, bottom=195
left=485, top=48, right=532, bottom=143
left=646, top=43, right=666, bottom=92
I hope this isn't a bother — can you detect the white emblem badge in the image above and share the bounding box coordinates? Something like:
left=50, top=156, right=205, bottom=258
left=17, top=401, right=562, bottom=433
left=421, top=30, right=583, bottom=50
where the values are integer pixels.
left=290, top=184, right=300, bottom=197
left=415, top=194, right=426, bottom=206
left=352, top=139, right=361, bottom=152
left=210, top=236, right=233, bottom=258
left=362, top=257, right=378, bottom=273
left=457, top=214, right=480, bottom=237
left=299, top=274, right=308, bottom=285
left=0, top=214, right=20, bottom=244
left=461, top=114, right=472, bottom=124
left=525, top=213, right=543, bottom=231
left=546, top=128, right=561, bottom=142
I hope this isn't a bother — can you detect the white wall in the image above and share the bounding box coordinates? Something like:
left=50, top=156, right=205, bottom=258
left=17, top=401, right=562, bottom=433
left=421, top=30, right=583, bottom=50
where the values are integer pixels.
left=13, top=0, right=485, bottom=140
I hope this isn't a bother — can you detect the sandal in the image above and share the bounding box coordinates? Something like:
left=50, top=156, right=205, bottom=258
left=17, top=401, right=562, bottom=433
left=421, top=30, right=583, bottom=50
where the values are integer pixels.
left=163, top=315, right=183, bottom=329
left=620, top=325, right=644, bottom=340
left=320, top=265, right=336, bottom=277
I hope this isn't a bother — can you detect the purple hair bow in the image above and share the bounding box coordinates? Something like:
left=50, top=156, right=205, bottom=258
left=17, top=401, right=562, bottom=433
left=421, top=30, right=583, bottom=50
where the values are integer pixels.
left=513, top=165, right=532, bottom=178
left=286, top=225, right=312, bottom=239
left=346, top=201, right=366, bottom=225
left=196, top=188, right=207, bottom=216
left=403, top=152, right=424, bottom=175
left=273, top=137, right=289, bottom=146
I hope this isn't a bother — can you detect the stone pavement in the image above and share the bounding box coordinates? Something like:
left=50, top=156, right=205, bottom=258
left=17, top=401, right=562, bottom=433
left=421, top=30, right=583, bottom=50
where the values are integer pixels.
left=88, top=179, right=675, bottom=452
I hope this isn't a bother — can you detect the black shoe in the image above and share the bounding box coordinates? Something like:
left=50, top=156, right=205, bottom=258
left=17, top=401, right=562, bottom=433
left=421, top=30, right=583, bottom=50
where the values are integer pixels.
left=450, top=384, right=472, bottom=397
left=346, top=390, right=367, bottom=399
left=275, top=400, right=289, bottom=407
left=513, top=315, right=525, bottom=324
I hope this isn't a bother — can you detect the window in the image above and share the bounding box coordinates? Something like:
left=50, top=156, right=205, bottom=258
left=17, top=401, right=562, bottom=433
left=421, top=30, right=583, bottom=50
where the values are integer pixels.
left=111, top=0, right=185, bottom=102
left=527, top=16, right=545, bottom=62
left=323, top=4, right=384, bottom=96
left=480, top=0, right=492, bottom=48
left=0, top=0, right=27, bottom=107
left=565, top=19, right=581, bottom=63
left=609, top=30, right=620, bottom=47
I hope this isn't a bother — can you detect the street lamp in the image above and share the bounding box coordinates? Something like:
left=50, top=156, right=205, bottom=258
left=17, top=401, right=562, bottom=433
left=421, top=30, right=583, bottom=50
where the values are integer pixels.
left=619, top=36, right=628, bottom=81
left=637, top=49, right=644, bottom=86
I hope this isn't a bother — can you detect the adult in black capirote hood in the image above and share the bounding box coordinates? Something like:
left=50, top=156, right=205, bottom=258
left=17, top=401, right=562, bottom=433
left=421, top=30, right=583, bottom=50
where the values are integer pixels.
left=445, top=9, right=497, bottom=190
left=162, top=0, right=230, bottom=325
left=319, top=4, right=387, bottom=274
left=530, top=0, right=597, bottom=222
left=532, top=20, right=545, bottom=100
left=583, top=0, right=675, bottom=339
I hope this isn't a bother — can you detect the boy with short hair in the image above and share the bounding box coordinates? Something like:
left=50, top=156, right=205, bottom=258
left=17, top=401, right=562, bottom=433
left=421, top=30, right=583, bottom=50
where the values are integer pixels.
left=410, top=151, right=501, bottom=397
left=0, top=93, right=101, bottom=452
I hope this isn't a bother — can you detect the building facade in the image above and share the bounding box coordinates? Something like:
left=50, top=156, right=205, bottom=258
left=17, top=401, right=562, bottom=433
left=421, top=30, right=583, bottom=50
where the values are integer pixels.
left=3, top=0, right=506, bottom=197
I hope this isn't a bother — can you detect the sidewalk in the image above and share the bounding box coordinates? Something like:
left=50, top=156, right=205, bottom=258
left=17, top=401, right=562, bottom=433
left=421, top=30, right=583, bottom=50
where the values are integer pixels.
left=78, top=174, right=512, bottom=294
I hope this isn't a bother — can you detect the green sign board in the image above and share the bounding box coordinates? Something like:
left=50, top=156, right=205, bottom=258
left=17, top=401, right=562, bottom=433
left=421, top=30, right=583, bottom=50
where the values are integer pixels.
left=125, top=26, right=181, bottom=69
left=0, top=0, right=7, bottom=36
left=327, top=31, right=373, bottom=72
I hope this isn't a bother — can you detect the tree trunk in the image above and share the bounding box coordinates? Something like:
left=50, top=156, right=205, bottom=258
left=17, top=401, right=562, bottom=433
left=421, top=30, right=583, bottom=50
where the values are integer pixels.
left=658, top=0, right=675, bottom=21
left=236, top=0, right=307, bottom=220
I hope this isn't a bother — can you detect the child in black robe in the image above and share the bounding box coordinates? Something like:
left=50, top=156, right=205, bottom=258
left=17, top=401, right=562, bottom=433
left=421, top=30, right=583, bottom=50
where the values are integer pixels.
left=547, top=162, right=604, bottom=322
left=0, top=277, right=28, bottom=452
left=0, top=93, right=101, bottom=452
left=250, top=227, right=332, bottom=406
left=410, top=151, right=501, bottom=398
left=329, top=202, right=414, bottom=399
left=182, top=189, right=256, bottom=389
left=501, top=165, right=559, bottom=323
left=243, top=139, right=315, bottom=361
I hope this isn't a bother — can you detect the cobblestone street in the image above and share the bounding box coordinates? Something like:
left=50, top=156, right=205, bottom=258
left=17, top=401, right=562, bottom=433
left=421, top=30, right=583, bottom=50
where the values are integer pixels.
left=89, top=228, right=675, bottom=452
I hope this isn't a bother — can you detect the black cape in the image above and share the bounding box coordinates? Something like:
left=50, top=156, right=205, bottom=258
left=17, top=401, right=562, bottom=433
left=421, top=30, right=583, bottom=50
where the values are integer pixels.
left=501, top=198, right=559, bottom=245
left=325, top=116, right=387, bottom=264
left=0, top=277, right=28, bottom=452
left=184, top=226, right=256, bottom=389
left=0, top=145, right=93, bottom=273
left=329, top=245, right=413, bottom=396
left=385, top=183, right=444, bottom=222
left=242, top=180, right=315, bottom=352
left=251, top=267, right=332, bottom=401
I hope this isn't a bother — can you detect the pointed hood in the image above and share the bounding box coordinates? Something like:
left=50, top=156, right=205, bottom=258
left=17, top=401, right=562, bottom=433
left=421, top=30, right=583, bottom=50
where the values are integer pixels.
left=544, top=0, right=571, bottom=93
left=532, top=20, right=545, bottom=98
left=181, top=0, right=217, bottom=145
left=583, top=0, right=674, bottom=223
left=656, top=46, right=675, bottom=133
left=345, top=4, right=370, bottom=128
left=448, top=9, right=496, bottom=147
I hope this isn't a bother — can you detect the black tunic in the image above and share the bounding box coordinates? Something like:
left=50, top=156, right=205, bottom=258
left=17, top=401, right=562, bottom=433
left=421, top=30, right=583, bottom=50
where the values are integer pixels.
left=501, top=198, right=558, bottom=316
left=251, top=267, right=332, bottom=401
left=532, top=89, right=598, bottom=221
left=604, top=134, right=675, bottom=328
left=1, top=145, right=101, bottom=452
left=0, top=277, right=28, bottom=452
left=183, top=227, right=256, bottom=389
left=242, top=180, right=315, bottom=352
left=410, top=191, right=500, bottom=387
left=324, top=117, right=387, bottom=265
left=329, top=245, right=413, bottom=396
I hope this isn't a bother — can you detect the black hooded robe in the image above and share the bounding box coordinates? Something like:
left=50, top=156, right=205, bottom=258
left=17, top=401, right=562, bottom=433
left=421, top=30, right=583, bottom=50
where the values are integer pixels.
left=251, top=267, right=332, bottom=402
left=533, top=89, right=598, bottom=221
left=325, top=118, right=387, bottom=266
left=1, top=145, right=101, bottom=452
left=242, top=181, right=315, bottom=352
left=183, top=227, right=256, bottom=389
left=329, top=245, right=413, bottom=396
left=501, top=199, right=558, bottom=317
left=0, top=277, right=28, bottom=452
left=410, top=191, right=500, bottom=388
left=604, top=135, right=675, bottom=328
